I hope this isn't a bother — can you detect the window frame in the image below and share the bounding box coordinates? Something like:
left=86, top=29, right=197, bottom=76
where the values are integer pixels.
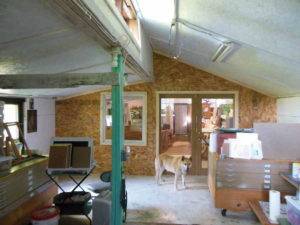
left=100, top=91, right=147, bottom=146
left=0, top=97, right=25, bottom=139
left=114, top=0, right=141, bottom=47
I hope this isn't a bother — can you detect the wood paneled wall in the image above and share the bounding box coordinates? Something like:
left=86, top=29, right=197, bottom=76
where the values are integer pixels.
left=56, top=54, right=277, bottom=175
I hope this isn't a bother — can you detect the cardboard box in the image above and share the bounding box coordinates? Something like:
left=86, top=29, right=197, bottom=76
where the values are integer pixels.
left=48, top=144, right=72, bottom=168
left=71, top=146, right=91, bottom=168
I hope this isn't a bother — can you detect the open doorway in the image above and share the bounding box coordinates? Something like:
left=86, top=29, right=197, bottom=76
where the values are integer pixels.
left=160, top=98, right=192, bottom=157
left=159, top=94, right=235, bottom=175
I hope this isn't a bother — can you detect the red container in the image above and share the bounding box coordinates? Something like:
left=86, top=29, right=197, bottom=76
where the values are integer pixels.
left=31, top=206, right=60, bottom=225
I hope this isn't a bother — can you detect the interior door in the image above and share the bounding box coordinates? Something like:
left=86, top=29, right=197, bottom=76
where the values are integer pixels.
left=159, top=96, right=192, bottom=155
left=191, top=95, right=202, bottom=175
left=174, top=104, right=188, bottom=135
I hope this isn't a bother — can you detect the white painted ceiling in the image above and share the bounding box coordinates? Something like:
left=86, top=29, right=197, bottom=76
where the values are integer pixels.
left=134, top=0, right=300, bottom=97
left=0, top=0, right=141, bottom=97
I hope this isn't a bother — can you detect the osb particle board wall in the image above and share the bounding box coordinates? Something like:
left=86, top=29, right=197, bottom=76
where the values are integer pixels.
left=56, top=54, right=277, bottom=175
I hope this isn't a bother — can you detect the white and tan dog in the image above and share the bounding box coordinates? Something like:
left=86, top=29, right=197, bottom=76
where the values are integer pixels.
left=155, top=154, right=192, bottom=191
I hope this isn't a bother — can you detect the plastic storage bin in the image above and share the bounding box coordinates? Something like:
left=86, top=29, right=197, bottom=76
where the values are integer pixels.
left=286, top=196, right=300, bottom=225
left=31, top=206, right=60, bottom=225
left=53, top=191, right=91, bottom=215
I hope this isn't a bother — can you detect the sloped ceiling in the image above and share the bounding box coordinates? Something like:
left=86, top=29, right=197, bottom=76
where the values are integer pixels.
left=0, top=0, right=142, bottom=97
left=134, top=0, right=300, bottom=97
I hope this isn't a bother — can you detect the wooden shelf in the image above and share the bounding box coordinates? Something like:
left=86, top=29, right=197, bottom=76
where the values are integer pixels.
left=280, top=173, right=300, bottom=200
left=249, top=201, right=291, bottom=225
left=249, top=201, right=276, bottom=225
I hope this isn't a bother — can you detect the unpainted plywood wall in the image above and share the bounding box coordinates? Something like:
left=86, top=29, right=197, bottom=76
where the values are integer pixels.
left=55, top=54, right=277, bottom=175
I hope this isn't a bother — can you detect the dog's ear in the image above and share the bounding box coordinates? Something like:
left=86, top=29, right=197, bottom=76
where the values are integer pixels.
left=181, top=156, right=185, bottom=161
left=189, top=157, right=192, bottom=162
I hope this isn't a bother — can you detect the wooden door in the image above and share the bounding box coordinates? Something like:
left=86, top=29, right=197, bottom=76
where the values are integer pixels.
left=191, top=95, right=203, bottom=175
left=174, top=103, right=188, bottom=135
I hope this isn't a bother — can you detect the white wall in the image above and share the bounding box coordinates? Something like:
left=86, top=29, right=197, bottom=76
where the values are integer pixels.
left=24, top=97, right=55, bottom=155
left=277, top=97, right=300, bottom=123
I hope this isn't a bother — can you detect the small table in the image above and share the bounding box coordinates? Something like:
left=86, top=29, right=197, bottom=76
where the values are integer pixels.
left=46, top=166, right=95, bottom=225
left=46, top=166, right=95, bottom=193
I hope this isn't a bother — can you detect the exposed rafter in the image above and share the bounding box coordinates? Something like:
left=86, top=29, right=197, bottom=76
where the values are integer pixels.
left=0, top=72, right=118, bottom=89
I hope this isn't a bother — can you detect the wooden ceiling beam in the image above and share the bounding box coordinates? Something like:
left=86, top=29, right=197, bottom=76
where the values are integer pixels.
left=0, top=72, right=118, bottom=89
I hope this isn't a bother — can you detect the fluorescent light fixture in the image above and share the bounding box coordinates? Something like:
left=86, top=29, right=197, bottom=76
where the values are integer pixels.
left=211, top=42, right=234, bottom=63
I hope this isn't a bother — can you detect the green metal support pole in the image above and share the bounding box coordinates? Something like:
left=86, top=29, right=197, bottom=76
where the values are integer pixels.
left=111, top=50, right=125, bottom=225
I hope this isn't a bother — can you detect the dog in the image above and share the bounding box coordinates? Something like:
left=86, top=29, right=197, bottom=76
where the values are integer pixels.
left=155, top=154, right=192, bottom=191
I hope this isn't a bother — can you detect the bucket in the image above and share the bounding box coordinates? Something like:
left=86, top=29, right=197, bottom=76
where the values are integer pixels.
left=31, top=206, right=60, bottom=225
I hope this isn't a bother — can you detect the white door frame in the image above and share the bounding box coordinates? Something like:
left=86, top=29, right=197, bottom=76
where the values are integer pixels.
left=155, top=91, right=239, bottom=158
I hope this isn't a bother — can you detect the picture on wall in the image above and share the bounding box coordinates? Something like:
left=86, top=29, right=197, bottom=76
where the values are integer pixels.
left=27, top=110, right=37, bottom=133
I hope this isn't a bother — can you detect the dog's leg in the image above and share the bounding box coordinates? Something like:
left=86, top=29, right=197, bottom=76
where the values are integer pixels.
left=174, top=173, right=178, bottom=191
left=155, top=168, right=159, bottom=185
left=158, top=167, right=164, bottom=185
left=182, top=174, right=186, bottom=189
left=155, top=157, right=160, bottom=185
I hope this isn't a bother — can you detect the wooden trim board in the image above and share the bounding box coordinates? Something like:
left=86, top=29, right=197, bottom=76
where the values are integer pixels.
left=249, top=201, right=276, bottom=225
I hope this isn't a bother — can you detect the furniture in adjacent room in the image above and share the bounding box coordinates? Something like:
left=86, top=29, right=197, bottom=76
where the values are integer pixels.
left=163, top=141, right=192, bottom=156
left=160, top=128, right=173, bottom=153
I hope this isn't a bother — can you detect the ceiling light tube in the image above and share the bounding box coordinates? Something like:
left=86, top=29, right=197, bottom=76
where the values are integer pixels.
left=211, top=42, right=234, bottom=62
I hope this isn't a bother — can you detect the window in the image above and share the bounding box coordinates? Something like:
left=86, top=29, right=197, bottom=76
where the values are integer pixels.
left=100, top=92, right=147, bottom=146
left=0, top=98, right=24, bottom=141
left=115, top=0, right=140, bottom=44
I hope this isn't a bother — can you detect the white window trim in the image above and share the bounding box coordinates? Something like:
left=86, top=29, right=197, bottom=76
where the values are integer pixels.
left=100, top=91, right=147, bottom=146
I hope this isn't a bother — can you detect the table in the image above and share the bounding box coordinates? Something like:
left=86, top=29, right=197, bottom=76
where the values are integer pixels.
left=46, top=166, right=95, bottom=224
left=46, top=166, right=95, bottom=193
